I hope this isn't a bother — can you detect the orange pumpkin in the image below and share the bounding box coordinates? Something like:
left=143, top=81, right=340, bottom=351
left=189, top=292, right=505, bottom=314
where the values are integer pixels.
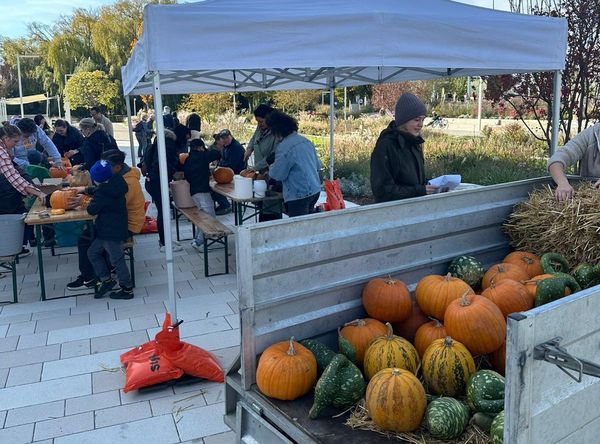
left=61, top=157, right=72, bottom=168
left=179, top=153, right=189, bottom=164
left=481, top=263, right=529, bottom=289
left=363, top=322, right=420, bottom=379
left=480, top=279, right=533, bottom=318
left=240, top=168, right=256, bottom=178
left=392, top=301, right=429, bottom=343
left=366, top=368, right=426, bottom=432
left=79, top=195, right=92, bottom=209
left=212, top=167, right=234, bottom=184
left=523, top=273, right=571, bottom=301
left=255, top=337, right=317, bottom=401
left=49, top=189, right=77, bottom=210
left=489, top=342, right=506, bottom=375
left=444, top=293, right=506, bottom=356
left=49, top=167, right=68, bottom=179
left=422, top=336, right=476, bottom=397
left=414, top=319, right=447, bottom=358
left=362, top=277, right=412, bottom=323
left=415, top=273, right=474, bottom=321
left=503, top=251, right=543, bottom=278
left=339, top=318, right=387, bottom=365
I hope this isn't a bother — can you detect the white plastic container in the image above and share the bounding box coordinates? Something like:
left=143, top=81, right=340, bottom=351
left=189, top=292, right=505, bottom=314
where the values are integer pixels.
left=253, top=180, right=267, bottom=198
left=234, top=175, right=253, bottom=199
left=0, top=214, right=25, bottom=256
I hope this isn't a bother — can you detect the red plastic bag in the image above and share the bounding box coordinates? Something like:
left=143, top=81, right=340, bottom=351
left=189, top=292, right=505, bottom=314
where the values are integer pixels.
left=140, top=201, right=158, bottom=234
left=324, top=180, right=345, bottom=210
left=155, top=321, right=224, bottom=383
left=123, top=353, right=184, bottom=393
left=120, top=313, right=174, bottom=366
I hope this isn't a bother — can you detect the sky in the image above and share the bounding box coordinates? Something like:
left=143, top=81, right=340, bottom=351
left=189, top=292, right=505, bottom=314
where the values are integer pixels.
left=0, top=0, right=513, bottom=40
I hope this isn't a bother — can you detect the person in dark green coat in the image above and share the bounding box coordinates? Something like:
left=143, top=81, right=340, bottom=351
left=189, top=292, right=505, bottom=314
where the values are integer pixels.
left=370, top=93, right=438, bottom=202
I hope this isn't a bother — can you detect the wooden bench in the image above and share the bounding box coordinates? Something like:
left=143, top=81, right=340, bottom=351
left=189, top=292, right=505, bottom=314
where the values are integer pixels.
left=0, top=255, right=18, bottom=303
left=174, top=206, right=233, bottom=277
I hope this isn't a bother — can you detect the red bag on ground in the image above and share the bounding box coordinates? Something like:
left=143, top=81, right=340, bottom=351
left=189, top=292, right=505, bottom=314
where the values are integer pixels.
left=155, top=321, right=224, bottom=383
left=120, top=313, right=173, bottom=366
left=140, top=201, right=158, bottom=234
left=324, top=180, right=345, bottom=210
left=123, top=353, right=183, bottom=393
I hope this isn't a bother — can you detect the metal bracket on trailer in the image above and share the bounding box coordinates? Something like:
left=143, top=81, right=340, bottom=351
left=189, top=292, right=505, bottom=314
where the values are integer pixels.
left=534, top=336, right=600, bottom=382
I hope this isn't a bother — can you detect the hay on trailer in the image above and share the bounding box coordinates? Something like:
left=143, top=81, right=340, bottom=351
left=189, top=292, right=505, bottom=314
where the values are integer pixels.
left=504, top=183, right=600, bottom=269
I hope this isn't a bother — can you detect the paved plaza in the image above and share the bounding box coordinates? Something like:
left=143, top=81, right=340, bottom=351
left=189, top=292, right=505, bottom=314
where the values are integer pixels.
left=0, top=135, right=237, bottom=443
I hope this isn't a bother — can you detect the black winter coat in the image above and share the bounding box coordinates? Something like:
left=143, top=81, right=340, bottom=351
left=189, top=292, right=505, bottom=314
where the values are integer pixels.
left=184, top=149, right=221, bottom=195
left=81, top=129, right=116, bottom=171
left=370, top=121, right=427, bottom=202
left=144, top=129, right=179, bottom=186
left=52, top=125, right=85, bottom=164
left=0, top=161, right=30, bottom=214
left=86, top=174, right=129, bottom=241
left=219, top=138, right=246, bottom=174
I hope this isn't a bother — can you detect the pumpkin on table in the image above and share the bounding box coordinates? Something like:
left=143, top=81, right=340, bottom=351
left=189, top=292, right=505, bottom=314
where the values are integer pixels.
left=50, top=189, right=78, bottom=210
left=503, top=251, right=543, bottom=278
left=422, top=336, right=476, bottom=397
left=49, top=166, right=68, bottom=179
left=480, top=279, right=532, bottom=318
left=415, top=273, right=474, bottom=321
left=338, top=318, right=387, bottom=365
left=60, top=157, right=72, bottom=168
left=363, top=322, right=419, bottom=379
left=414, top=319, right=447, bottom=358
left=392, top=301, right=429, bottom=343
left=255, top=337, right=317, bottom=401
left=444, top=293, right=506, bottom=356
left=481, top=263, right=529, bottom=289
left=365, top=367, right=426, bottom=432
left=362, top=277, right=412, bottom=322
left=212, top=167, right=234, bottom=184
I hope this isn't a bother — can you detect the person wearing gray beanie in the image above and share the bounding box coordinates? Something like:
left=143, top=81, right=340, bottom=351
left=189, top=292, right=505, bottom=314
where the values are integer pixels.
left=370, top=93, right=437, bottom=202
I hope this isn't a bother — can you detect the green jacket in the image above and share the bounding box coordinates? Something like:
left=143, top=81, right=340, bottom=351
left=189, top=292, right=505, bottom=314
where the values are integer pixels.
left=370, top=121, right=427, bottom=202
left=247, top=126, right=277, bottom=172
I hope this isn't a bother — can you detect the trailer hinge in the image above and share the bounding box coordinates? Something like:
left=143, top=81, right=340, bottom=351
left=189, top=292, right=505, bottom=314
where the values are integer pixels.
left=533, top=336, right=600, bottom=382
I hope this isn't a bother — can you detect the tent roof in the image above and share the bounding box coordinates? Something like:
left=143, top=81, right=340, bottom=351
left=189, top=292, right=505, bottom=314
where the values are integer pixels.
left=122, top=0, right=567, bottom=95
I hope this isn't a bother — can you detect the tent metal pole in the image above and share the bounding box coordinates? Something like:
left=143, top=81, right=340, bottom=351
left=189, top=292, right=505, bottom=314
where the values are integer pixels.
left=57, top=95, right=62, bottom=119
left=550, top=70, right=562, bottom=156
left=478, top=78, right=483, bottom=133
left=329, top=85, right=335, bottom=180
left=125, top=95, right=136, bottom=163
left=151, top=71, right=178, bottom=322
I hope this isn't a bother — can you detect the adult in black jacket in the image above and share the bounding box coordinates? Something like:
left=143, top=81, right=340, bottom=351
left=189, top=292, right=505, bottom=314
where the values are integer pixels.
left=370, top=93, right=438, bottom=202
left=78, top=118, right=116, bottom=171
left=143, top=128, right=180, bottom=251
left=52, top=120, right=85, bottom=165
left=216, top=129, right=245, bottom=174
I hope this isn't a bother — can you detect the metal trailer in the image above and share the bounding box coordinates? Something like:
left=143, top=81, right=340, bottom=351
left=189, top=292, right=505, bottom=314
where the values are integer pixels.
left=225, top=177, right=600, bottom=443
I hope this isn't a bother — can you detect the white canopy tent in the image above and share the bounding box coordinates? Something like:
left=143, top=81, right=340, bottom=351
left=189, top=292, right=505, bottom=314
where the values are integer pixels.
left=122, top=0, right=567, bottom=320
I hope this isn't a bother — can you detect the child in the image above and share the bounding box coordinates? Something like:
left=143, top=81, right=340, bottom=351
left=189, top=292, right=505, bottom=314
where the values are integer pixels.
left=183, top=138, right=221, bottom=250
left=86, top=159, right=133, bottom=299
left=25, top=150, right=50, bottom=183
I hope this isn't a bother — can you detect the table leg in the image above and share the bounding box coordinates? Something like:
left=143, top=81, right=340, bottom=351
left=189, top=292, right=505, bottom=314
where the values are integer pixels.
left=234, top=203, right=239, bottom=226
left=35, top=225, right=46, bottom=301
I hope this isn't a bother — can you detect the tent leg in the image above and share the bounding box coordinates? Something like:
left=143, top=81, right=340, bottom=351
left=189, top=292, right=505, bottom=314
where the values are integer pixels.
left=477, top=78, right=483, bottom=133
left=125, top=95, right=136, bottom=163
left=57, top=95, right=62, bottom=119
left=329, top=86, right=335, bottom=180
left=151, top=72, right=178, bottom=322
left=550, top=70, right=562, bottom=156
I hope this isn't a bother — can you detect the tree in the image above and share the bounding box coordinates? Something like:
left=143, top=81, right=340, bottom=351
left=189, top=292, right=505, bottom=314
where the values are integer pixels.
left=272, top=90, right=321, bottom=113
left=64, top=70, right=120, bottom=111
left=488, top=0, right=600, bottom=149
left=180, top=93, right=234, bottom=118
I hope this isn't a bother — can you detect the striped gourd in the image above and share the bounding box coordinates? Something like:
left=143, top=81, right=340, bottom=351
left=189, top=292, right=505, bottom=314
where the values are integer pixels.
left=363, top=322, right=420, bottom=380
left=425, top=397, right=470, bottom=440
left=422, top=336, right=476, bottom=397
left=490, top=410, right=505, bottom=444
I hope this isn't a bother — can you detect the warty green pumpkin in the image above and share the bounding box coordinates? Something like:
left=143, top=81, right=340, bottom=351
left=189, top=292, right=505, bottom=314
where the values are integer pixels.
left=425, top=397, right=470, bottom=440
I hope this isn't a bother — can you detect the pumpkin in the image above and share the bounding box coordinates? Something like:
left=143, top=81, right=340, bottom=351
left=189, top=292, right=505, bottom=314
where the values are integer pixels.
left=240, top=168, right=256, bottom=178
left=523, top=273, right=568, bottom=301
left=481, top=263, right=529, bottom=289
left=299, top=339, right=336, bottom=374
left=535, top=276, right=580, bottom=307
left=489, top=342, right=506, bottom=375
left=49, top=167, right=68, bottom=179
left=422, top=336, right=476, bottom=397
left=178, top=153, right=189, bottom=164
left=212, top=167, right=234, bottom=184
left=503, top=251, right=543, bottom=278
left=255, top=337, right=317, bottom=401
left=365, top=367, right=427, bottom=432
left=49, top=189, right=77, bottom=210
left=363, top=322, right=420, bottom=379
left=480, top=279, right=533, bottom=318
left=540, top=252, right=570, bottom=274
left=447, top=255, right=485, bottom=288
left=79, top=194, right=92, bottom=209
left=425, top=397, right=470, bottom=440
left=61, top=157, right=72, bottom=168
left=362, top=277, right=412, bottom=322
left=338, top=318, right=387, bottom=365
left=415, top=273, right=474, bottom=321
left=414, top=319, right=447, bottom=358
left=467, top=370, right=505, bottom=415
left=444, top=293, right=506, bottom=356
left=490, top=410, right=505, bottom=444
left=50, top=209, right=65, bottom=215
left=392, top=301, right=429, bottom=343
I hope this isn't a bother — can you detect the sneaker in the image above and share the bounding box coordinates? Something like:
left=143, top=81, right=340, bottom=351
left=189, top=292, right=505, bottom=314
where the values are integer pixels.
left=18, top=248, right=31, bottom=258
left=67, top=276, right=97, bottom=292
left=215, top=206, right=232, bottom=216
left=190, top=240, right=203, bottom=252
left=94, top=279, right=117, bottom=299
left=109, top=286, right=134, bottom=300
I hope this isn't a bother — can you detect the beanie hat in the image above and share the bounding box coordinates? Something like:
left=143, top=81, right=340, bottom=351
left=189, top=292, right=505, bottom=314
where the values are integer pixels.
left=27, top=150, right=42, bottom=165
left=90, top=160, right=113, bottom=184
left=79, top=117, right=97, bottom=129
left=394, top=93, right=427, bottom=126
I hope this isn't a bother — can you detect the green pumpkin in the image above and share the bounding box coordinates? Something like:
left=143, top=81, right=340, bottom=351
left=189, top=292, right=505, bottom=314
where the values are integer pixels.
left=467, top=370, right=505, bottom=415
left=300, top=339, right=337, bottom=374
left=535, top=276, right=580, bottom=307
left=447, top=255, right=484, bottom=288
left=337, top=331, right=357, bottom=364
left=425, top=397, right=470, bottom=440
left=309, top=354, right=365, bottom=419
left=573, top=263, right=600, bottom=289
left=540, top=252, right=570, bottom=274
left=490, top=410, right=505, bottom=444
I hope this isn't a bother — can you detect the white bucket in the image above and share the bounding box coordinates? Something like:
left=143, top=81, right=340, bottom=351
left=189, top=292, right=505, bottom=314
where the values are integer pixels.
left=253, top=180, right=267, bottom=198
left=0, top=214, right=25, bottom=256
left=234, top=175, right=253, bottom=199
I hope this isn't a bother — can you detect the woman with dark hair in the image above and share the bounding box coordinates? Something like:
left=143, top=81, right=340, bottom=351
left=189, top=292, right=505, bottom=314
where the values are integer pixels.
left=267, top=110, right=322, bottom=217
left=52, top=119, right=85, bottom=165
left=34, top=114, right=52, bottom=137
left=78, top=118, right=116, bottom=171
left=13, top=117, right=62, bottom=168
left=186, top=113, right=202, bottom=140
left=244, top=104, right=276, bottom=173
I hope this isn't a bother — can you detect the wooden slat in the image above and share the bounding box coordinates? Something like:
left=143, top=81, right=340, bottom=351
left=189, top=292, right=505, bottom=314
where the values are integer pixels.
left=25, top=201, right=93, bottom=225
left=177, top=206, right=233, bottom=238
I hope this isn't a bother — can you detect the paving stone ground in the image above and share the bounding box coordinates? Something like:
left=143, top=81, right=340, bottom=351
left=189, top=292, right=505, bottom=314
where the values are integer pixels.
left=0, top=135, right=237, bottom=443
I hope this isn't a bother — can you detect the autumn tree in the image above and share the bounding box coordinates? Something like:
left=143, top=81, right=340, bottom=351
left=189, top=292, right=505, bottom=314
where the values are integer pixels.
left=272, top=90, right=321, bottom=113
left=64, top=70, right=120, bottom=111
